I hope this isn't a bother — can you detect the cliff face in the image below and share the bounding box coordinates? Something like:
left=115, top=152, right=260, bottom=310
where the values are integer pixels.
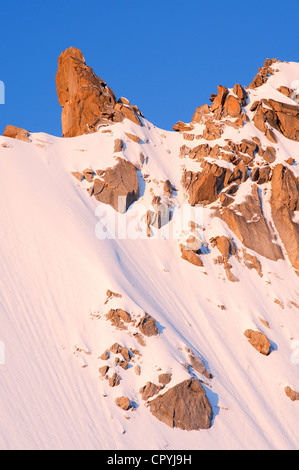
left=55, top=47, right=143, bottom=137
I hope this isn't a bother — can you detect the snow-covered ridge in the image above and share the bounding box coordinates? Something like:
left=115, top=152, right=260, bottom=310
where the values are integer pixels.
left=0, top=55, right=299, bottom=449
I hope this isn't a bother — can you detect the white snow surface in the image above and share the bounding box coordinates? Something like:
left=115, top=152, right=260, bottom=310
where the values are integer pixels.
left=0, top=61, right=299, bottom=450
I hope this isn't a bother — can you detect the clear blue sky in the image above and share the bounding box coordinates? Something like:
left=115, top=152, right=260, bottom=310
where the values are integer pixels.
left=0, top=0, right=298, bottom=136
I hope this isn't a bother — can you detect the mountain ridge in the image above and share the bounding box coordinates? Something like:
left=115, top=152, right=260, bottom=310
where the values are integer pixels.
left=0, top=48, right=299, bottom=449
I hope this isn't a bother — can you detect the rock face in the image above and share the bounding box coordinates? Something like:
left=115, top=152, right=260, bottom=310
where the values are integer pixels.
left=221, top=185, right=283, bottom=262
left=182, top=170, right=217, bottom=206
left=271, top=165, right=299, bottom=271
left=56, top=47, right=143, bottom=137
left=149, top=379, right=213, bottom=430
left=252, top=98, right=299, bottom=142
left=93, top=158, right=139, bottom=213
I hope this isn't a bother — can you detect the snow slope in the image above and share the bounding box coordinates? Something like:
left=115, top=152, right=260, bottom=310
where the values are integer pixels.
left=0, top=61, right=299, bottom=450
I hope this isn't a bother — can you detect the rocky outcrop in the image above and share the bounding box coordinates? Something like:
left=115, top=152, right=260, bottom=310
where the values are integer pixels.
left=93, top=158, right=139, bottom=213
left=182, top=170, right=217, bottom=206
left=271, top=165, right=299, bottom=271
left=105, top=308, right=132, bottom=330
left=252, top=99, right=299, bottom=142
left=3, top=125, right=30, bottom=143
left=248, top=58, right=278, bottom=89
left=188, top=353, right=212, bottom=380
left=56, top=47, right=143, bottom=137
left=149, top=378, right=213, bottom=430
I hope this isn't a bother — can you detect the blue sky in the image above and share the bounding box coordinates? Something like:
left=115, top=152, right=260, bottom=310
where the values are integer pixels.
left=0, top=0, right=299, bottom=136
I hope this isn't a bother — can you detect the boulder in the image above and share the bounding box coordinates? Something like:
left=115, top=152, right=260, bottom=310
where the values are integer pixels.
left=108, top=372, right=121, bottom=387
left=93, top=158, right=139, bottom=213
left=138, top=313, right=159, bottom=337
left=115, top=396, right=131, bottom=410
left=163, top=179, right=173, bottom=197
left=125, top=132, right=140, bottom=144
left=210, top=235, right=235, bottom=261
left=71, top=171, right=83, bottom=182
left=285, top=386, right=299, bottom=401
left=114, top=103, right=142, bottom=126
left=244, top=329, right=271, bottom=355
left=158, top=373, right=172, bottom=385
left=277, top=86, right=293, bottom=98
left=173, top=121, right=194, bottom=132
left=232, top=84, right=248, bottom=105
left=223, top=95, right=242, bottom=118
left=180, top=244, right=204, bottom=267
left=149, top=379, right=213, bottom=430
left=106, top=308, right=131, bottom=329
left=99, top=365, right=109, bottom=377
left=263, top=146, right=276, bottom=164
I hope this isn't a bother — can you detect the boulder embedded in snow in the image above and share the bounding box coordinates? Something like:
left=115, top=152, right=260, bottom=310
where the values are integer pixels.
left=158, top=373, right=172, bottom=385
left=244, top=329, right=271, bottom=356
left=180, top=244, right=204, bottom=267
left=285, top=386, right=299, bottom=401
left=149, top=378, right=213, bottom=430
left=106, top=308, right=131, bottom=329
left=138, top=313, right=159, bottom=337
left=115, top=396, right=131, bottom=410
left=108, top=372, right=121, bottom=387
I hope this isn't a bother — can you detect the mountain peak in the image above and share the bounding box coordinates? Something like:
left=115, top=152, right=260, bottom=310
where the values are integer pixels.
left=55, top=46, right=143, bottom=137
